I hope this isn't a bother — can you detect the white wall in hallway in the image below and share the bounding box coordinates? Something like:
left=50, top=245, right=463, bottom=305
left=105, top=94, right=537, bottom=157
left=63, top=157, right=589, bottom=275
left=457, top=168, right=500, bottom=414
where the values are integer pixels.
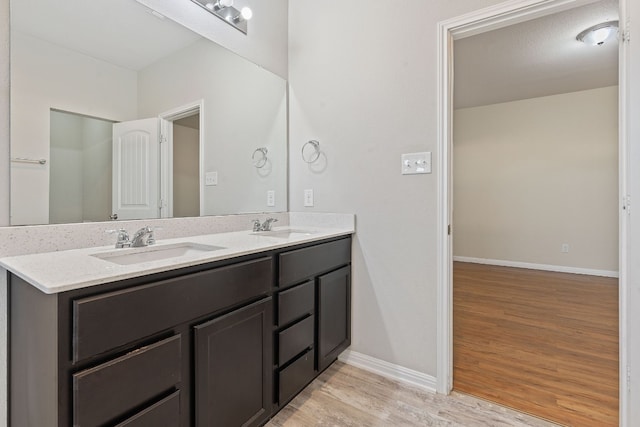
left=453, top=86, right=619, bottom=272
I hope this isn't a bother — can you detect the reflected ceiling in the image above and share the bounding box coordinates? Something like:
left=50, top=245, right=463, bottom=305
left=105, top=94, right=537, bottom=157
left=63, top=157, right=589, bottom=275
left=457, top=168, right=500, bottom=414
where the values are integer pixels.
left=12, top=0, right=201, bottom=70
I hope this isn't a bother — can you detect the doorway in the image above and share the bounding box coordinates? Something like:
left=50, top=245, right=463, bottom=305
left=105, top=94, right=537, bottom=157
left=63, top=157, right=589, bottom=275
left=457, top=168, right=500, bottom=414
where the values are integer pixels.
left=453, top=4, right=619, bottom=425
left=436, top=0, right=628, bottom=424
left=49, top=109, right=115, bottom=223
left=158, top=100, right=204, bottom=218
left=172, top=113, right=201, bottom=218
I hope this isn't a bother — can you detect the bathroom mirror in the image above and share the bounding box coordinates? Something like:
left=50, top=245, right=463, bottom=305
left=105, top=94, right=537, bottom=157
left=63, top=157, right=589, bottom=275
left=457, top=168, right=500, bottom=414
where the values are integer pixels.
left=9, top=0, right=287, bottom=225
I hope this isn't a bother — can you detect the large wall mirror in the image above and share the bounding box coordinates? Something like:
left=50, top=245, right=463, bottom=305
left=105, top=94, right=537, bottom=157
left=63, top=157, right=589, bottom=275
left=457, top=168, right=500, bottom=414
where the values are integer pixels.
left=10, top=0, right=287, bottom=226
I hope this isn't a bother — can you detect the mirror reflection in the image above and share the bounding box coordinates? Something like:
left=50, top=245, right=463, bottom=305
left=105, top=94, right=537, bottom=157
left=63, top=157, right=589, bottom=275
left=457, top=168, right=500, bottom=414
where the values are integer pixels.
left=10, top=0, right=287, bottom=226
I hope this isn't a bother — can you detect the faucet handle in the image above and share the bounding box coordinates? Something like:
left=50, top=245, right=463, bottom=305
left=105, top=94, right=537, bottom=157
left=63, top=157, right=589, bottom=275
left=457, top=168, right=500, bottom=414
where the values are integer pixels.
left=252, top=219, right=262, bottom=232
left=106, top=228, right=131, bottom=248
left=147, top=226, right=162, bottom=245
left=263, top=217, right=278, bottom=231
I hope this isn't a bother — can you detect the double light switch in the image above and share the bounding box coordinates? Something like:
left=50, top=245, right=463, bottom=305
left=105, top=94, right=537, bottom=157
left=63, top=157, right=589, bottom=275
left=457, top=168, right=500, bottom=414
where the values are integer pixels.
left=401, top=152, right=432, bottom=175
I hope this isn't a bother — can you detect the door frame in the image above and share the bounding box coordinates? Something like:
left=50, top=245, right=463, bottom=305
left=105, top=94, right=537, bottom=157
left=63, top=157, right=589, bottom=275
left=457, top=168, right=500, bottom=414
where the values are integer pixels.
left=158, top=100, right=205, bottom=218
left=435, top=0, right=629, bottom=425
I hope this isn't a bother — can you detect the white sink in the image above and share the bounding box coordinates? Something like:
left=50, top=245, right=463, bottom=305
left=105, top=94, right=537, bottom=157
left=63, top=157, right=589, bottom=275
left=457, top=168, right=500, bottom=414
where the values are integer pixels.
left=252, top=228, right=317, bottom=239
left=91, top=242, right=225, bottom=265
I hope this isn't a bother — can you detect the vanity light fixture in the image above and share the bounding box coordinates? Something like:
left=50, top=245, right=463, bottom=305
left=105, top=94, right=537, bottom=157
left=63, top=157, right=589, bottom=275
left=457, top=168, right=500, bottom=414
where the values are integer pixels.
left=191, top=0, right=253, bottom=34
left=576, top=20, right=618, bottom=46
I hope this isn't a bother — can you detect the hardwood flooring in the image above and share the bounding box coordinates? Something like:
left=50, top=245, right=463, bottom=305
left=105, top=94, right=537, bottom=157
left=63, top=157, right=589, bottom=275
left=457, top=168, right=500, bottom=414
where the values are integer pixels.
left=268, top=361, right=557, bottom=426
left=453, top=262, right=619, bottom=426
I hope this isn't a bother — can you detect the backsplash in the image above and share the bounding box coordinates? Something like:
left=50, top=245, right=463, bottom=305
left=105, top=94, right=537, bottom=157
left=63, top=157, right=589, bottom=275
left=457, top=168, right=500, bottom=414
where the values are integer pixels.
left=0, top=212, right=356, bottom=258
left=0, top=213, right=289, bottom=258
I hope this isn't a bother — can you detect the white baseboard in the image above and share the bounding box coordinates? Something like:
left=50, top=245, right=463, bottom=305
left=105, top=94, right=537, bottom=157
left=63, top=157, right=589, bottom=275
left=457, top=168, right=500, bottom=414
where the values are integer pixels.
left=338, top=349, right=437, bottom=393
left=453, top=256, right=619, bottom=278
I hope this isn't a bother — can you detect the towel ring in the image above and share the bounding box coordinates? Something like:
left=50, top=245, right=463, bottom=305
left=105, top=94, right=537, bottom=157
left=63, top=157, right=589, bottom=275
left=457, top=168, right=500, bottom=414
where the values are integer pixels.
left=252, top=147, right=268, bottom=168
left=302, top=140, right=321, bottom=164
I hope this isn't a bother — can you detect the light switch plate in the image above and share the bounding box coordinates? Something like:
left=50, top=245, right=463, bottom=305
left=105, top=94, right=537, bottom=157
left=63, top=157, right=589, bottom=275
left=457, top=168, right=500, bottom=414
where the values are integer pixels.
left=304, top=189, right=314, bottom=207
left=401, top=152, right=432, bottom=175
left=267, top=190, right=275, bottom=207
left=205, top=171, right=218, bottom=186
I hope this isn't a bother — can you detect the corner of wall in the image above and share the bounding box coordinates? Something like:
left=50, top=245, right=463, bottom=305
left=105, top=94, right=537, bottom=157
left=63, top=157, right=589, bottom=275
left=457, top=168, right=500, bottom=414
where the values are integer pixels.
left=0, top=0, right=10, bottom=226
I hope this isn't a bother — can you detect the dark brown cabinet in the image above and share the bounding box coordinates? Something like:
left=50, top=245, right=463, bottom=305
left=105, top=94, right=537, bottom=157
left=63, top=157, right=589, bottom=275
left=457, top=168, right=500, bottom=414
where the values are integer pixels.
left=194, top=298, right=272, bottom=427
left=72, top=335, right=182, bottom=426
left=317, top=265, right=351, bottom=372
left=273, top=237, right=352, bottom=409
left=9, top=235, right=351, bottom=427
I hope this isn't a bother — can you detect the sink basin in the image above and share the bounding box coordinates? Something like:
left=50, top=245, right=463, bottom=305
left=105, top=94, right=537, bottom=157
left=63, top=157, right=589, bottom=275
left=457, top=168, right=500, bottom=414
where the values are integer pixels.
left=252, top=228, right=317, bottom=239
left=91, top=242, right=225, bottom=265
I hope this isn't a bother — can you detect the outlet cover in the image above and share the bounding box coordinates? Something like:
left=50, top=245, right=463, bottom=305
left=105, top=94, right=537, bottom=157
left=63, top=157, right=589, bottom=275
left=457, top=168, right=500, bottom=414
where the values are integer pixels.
left=267, top=190, right=275, bottom=207
left=304, top=189, right=314, bottom=207
left=205, top=171, right=218, bottom=186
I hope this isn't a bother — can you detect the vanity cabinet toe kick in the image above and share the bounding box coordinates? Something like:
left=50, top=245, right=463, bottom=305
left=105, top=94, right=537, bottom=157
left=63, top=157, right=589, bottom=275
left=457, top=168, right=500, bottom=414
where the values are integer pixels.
left=9, top=235, right=352, bottom=427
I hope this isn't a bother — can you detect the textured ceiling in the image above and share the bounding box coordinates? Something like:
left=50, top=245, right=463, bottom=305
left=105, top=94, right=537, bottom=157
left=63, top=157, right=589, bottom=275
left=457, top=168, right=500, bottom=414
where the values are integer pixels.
left=454, top=0, right=619, bottom=109
left=11, top=0, right=201, bottom=70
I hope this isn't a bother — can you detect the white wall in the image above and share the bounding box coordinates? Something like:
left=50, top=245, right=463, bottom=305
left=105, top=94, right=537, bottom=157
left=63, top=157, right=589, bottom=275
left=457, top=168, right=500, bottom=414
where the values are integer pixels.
left=453, top=86, right=618, bottom=272
left=0, top=1, right=9, bottom=423
left=135, top=0, right=288, bottom=79
left=0, top=0, right=8, bottom=227
left=10, top=32, right=138, bottom=225
left=173, top=124, right=200, bottom=218
left=137, top=38, right=287, bottom=215
left=288, top=0, right=509, bottom=377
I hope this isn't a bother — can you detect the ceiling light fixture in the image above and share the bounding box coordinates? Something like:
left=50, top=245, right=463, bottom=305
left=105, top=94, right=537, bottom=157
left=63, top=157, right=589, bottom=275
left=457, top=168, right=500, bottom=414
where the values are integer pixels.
left=576, top=20, right=618, bottom=46
left=191, top=0, right=252, bottom=34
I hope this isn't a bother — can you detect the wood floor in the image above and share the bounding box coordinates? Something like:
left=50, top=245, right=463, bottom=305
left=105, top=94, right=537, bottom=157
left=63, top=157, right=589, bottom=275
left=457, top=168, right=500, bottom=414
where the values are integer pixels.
left=453, top=262, right=619, bottom=426
left=268, top=361, right=557, bottom=426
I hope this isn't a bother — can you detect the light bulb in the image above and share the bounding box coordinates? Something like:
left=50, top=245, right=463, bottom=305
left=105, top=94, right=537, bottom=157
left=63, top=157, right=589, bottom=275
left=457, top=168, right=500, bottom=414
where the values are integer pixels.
left=240, top=7, right=252, bottom=20
left=589, top=27, right=613, bottom=45
left=205, top=2, right=215, bottom=10
left=219, top=0, right=234, bottom=7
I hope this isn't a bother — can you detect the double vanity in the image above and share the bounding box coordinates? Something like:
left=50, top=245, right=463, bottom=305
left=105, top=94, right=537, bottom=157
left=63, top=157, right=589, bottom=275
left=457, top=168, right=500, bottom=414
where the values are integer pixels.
left=1, top=218, right=353, bottom=426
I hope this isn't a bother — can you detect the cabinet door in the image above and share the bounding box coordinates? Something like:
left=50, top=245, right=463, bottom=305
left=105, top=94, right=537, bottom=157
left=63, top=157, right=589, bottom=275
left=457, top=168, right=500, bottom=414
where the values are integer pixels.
left=194, top=298, right=273, bottom=427
left=317, top=266, right=351, bottom=372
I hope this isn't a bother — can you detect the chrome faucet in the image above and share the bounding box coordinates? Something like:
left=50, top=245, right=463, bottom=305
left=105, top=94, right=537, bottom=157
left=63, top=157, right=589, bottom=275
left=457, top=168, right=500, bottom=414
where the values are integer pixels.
left=252, top=218, right=278, bottom=232
left=131, top=226, right=155, bottom=247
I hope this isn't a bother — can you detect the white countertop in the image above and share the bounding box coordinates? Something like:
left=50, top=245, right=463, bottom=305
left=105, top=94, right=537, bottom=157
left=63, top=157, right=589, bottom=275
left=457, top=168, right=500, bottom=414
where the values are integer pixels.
left=0, top=226, right=353, bottom=294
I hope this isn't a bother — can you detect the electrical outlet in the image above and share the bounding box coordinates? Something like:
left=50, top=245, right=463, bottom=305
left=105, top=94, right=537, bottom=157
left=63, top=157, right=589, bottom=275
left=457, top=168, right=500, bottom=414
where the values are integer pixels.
left=561, top=243, right=569, bottom=253
left=205, top=171, right=218, bottom=186
left=267, top=190, right=275, bottom=207
left=304, top=189, right=314, bottom=207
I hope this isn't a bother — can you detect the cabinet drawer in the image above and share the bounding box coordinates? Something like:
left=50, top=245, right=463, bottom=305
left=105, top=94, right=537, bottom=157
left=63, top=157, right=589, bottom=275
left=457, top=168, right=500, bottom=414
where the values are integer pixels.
left=115, top=391, right=180, bottom=427
left=278, top=350, right=315, bottom=405
left=73, top=335, right=181, bottom=427
left=279, top=238, right=351, bottom=287
left=73, top=256, right=272, bottom=362
left=278, top=280, right=314, bottom=326
left=278, top=315, right=314, bottom=365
